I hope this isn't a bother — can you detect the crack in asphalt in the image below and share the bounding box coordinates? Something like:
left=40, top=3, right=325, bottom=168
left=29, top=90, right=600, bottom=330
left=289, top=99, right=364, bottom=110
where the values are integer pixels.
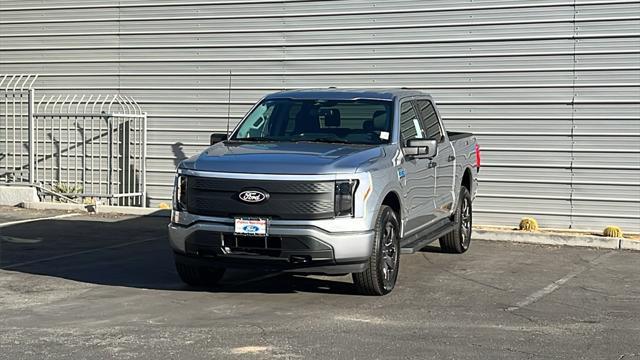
left=421, top=253, right=508, bottom=291
left=471, top=341, right=558, bottom=359
left=506, top=310, right=538, bottom=324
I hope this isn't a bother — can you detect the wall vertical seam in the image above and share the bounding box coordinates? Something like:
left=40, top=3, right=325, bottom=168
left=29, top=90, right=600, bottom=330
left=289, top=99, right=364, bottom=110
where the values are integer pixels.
left=118, top=0, right=122, bottom=95
left=570, top=0, right=578, bottom=229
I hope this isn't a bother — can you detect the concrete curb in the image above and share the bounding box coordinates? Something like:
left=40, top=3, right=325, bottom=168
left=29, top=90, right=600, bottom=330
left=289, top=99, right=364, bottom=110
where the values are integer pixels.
left=0, top=185, right=39, bottom=206
left=473, top=229, right=638, bottom=251
left=620, top=239, right=640, bottom=251
left=20, top=201, right=170, bottom=217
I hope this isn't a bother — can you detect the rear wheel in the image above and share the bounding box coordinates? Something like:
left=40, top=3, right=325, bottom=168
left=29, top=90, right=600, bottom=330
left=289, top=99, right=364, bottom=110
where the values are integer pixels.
left=353, top=205, right=400, bottom=296
left=439, top=186, right=472, bottom=253
left=175, top=260, right=225, bottom=287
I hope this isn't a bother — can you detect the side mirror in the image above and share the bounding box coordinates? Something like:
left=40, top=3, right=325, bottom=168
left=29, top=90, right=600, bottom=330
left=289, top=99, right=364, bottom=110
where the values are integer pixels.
left=210, top=133, right=228, bottom=145
left=404, top=139, right=437, bottom=158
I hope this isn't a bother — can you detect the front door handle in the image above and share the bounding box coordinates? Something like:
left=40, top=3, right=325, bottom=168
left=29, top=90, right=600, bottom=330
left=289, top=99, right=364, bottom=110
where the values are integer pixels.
left=448, top=155, right=456, bottom=162
left=428, top=161, right=437, bottom=169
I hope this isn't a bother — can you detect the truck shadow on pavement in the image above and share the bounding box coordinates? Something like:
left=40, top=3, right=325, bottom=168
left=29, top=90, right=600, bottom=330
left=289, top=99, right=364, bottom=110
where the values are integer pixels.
left=0, top=214, right=365, bottom=295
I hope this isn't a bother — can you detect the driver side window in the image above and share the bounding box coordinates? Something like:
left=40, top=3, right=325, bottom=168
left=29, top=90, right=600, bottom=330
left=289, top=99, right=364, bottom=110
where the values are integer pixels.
left=399, top=101, right=425, bottom=146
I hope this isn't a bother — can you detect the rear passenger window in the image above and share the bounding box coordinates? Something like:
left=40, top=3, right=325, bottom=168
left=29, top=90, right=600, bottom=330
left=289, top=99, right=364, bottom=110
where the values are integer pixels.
left=399, top=101, right=425, bottom=145
left=415, top=100, right=442, bottom=141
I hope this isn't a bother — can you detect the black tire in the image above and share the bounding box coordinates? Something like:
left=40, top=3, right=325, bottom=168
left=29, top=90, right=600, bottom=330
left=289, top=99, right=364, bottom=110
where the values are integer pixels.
left=352, top=205, right=401, bottom=296
left=175, top=261, right=225, bottom=287
left=439, top=186, right=472, bottom=253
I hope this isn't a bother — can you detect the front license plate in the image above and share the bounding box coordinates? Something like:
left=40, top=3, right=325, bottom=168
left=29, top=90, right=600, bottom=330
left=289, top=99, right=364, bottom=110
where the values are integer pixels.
left=234, top=218, right=268, bottom=237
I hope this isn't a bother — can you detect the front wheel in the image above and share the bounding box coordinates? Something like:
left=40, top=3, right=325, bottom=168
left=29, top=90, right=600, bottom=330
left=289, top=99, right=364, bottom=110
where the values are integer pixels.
left=352, top=205, right=401, bottom=296
left=439, top=186, right=472, bottom=253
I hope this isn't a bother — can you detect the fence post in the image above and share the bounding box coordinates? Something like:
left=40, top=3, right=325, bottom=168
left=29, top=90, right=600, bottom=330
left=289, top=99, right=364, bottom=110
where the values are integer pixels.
left=141, top=112, right=148, bottom=207
left=107, top=115, right=113, bottom=206
left=27, top=88, right=35, bottom=183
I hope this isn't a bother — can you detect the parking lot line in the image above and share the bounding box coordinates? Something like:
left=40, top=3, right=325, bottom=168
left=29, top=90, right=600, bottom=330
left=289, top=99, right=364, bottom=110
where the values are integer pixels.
left=506, top=250, right=616, bottom=311
left=2, top=236, right=166, bottom=270
left=0, top=213, right=80, bottom=228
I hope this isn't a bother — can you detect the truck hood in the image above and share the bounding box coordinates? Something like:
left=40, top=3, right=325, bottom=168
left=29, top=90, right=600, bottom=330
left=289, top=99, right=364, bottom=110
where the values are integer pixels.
left=180, top=141, right=386, bottom=175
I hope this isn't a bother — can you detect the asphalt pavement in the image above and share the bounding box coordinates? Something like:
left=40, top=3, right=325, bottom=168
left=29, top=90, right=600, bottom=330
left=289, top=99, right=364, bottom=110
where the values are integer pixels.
left=0, top=206, right=638, bottom=359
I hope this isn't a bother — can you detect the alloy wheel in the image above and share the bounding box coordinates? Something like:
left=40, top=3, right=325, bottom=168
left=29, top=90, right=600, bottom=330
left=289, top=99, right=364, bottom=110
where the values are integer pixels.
left=380, top=218, right=399, bottom=291
left=460, top=197, right=472, bottom=250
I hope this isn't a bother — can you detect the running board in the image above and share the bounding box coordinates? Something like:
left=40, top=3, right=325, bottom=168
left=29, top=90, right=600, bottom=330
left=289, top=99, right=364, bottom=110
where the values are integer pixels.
left=400, top=219, right=455, bottom=254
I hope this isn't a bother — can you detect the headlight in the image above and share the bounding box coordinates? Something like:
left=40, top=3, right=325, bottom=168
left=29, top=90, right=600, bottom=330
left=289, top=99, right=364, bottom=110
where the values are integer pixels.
left=174, top=175, right=187, bottom=211
left=335, top=180, right=358, bottom=217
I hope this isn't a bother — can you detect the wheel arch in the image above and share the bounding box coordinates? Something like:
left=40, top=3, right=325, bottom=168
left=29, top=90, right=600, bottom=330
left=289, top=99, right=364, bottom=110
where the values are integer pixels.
left=381, top=191, right=401, bottom=220
left=461, top=166, right=473, bottom=193
left=450, top=167, right=474, bottom=221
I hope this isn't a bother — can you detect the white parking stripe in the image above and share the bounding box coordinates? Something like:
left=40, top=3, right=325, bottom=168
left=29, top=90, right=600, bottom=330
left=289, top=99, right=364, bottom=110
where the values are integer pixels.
left=0, top=213, right=80, bottom=228
left=506, top=250, right=616, bottom=311
left=2, top=236, right=165, bottom=269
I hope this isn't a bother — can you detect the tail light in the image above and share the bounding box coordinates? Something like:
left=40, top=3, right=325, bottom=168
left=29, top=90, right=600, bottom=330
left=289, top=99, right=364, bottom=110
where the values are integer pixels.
left=475, top=143, right=481, bottom=171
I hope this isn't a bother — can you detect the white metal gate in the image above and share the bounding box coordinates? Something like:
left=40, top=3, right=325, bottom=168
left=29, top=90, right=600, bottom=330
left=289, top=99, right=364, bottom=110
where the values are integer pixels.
left=0, top=74, right=147, bottom=206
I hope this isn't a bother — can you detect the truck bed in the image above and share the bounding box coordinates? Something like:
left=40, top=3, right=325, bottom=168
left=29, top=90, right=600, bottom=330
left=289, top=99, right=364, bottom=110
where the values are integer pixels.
left=447, top=131, right=474, bottom=141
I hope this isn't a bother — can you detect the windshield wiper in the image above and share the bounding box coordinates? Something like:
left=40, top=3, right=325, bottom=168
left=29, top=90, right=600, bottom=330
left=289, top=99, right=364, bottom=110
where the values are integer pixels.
left=297, top=138, right=351, bottom=144
left=234, top=136, right=351, bottom=144
left=232, top=136, right=279, bottom=142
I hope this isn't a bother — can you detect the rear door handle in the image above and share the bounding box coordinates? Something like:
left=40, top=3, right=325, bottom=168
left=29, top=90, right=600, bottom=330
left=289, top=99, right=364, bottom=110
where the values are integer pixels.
left=448, top=155, right=456, bottom=162
left=428, top=161, right=437, bottom=169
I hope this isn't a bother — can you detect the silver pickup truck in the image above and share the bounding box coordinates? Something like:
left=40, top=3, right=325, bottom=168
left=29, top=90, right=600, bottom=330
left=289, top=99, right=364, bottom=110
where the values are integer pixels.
left=169, top=89, right=479, bottom=295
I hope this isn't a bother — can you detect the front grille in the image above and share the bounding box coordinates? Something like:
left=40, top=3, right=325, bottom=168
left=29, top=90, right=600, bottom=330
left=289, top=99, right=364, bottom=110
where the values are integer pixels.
left=185, top=176, right=335, bottom=220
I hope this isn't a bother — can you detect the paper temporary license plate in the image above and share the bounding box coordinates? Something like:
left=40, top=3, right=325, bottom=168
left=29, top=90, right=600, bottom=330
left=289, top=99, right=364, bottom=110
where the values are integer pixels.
left=234, top=218, right=268, bottom=237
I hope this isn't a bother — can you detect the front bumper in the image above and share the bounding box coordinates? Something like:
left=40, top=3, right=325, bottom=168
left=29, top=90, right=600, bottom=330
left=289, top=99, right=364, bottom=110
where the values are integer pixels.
left=168, top=218, right=375, bottom=273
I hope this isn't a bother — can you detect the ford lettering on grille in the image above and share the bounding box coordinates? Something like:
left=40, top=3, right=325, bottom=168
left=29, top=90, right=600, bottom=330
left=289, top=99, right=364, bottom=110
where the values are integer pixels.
left=238, top=190, right=268, bottom=203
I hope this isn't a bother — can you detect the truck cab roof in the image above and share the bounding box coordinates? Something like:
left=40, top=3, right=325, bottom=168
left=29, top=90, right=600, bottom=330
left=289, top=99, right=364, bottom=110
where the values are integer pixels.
left=264, top=88, right=432, bottom=102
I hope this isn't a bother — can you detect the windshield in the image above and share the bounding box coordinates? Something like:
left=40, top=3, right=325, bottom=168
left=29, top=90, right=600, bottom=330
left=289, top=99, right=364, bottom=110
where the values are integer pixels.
left=230, top=98, right=394, bottom=145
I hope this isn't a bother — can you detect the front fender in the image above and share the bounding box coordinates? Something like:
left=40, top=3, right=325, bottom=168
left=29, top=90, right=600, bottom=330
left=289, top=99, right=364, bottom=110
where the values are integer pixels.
left=367, top=167, right=405, bottom=235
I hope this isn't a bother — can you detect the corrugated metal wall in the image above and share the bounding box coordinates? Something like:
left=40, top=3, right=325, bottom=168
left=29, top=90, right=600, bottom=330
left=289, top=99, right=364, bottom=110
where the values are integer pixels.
left=1, top=0, right=639, bottom=231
